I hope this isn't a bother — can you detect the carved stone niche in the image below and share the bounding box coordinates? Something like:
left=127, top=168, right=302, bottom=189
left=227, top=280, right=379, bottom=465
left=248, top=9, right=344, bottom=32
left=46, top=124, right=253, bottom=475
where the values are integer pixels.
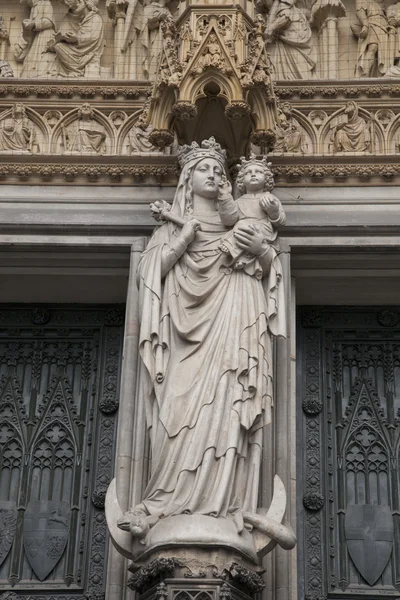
left=118, top=111, right=177, bottom=156
left=0, top=103, right=48, bottom=154
left=268, top=102, right=314, bottom=155
left=143, top=9, right=278, bottom=156
left=321, top=101, right=384, bottom=155
left=51, top=103, right=115, bottom=155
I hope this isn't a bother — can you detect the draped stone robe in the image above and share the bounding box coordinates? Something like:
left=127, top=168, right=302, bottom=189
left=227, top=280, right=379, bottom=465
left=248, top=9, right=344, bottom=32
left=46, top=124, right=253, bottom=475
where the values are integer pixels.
left=137, top=165, right=286, bottom=522
left=53, top=9, right=104, bottom=78
left=267, top=0, right=316, bottom=80
left=15, top=0, right=56, bottom=78
left=355, top=0, right=390, bottom=76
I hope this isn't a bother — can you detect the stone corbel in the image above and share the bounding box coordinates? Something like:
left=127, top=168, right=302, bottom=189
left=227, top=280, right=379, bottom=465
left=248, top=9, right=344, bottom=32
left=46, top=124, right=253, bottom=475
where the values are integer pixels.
left=311, top=0, right=346, bottom=79
left=107, top=0, right=129, bottom=79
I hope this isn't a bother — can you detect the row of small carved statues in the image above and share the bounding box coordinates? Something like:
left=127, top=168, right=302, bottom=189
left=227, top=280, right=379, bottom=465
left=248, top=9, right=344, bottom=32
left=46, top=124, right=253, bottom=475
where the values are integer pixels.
left=2, top=0, right=400, bottom=81
left=269, top=100, right=400, bottom=154
left=0, top=103, right=175, bottom=155
left=0, top=0, right=104, bottom=79
left=1, top=100, right=400, bottom=155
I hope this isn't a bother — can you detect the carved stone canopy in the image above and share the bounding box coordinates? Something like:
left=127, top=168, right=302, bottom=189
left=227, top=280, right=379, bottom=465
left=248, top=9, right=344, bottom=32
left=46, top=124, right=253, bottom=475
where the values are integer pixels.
left=144, top=7, right=278, bottom=156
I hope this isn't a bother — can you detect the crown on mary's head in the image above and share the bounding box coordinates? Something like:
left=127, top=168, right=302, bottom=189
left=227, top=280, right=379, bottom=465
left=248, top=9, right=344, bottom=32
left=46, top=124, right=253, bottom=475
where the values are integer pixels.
left=177, top=137, right=227, bottom=168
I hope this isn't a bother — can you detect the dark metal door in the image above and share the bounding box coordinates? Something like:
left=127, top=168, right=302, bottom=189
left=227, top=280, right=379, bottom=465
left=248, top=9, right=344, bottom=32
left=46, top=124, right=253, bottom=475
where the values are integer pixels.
left=0, top=305, right=124, bottom=600
left=298, top=307, right=400, bottom=600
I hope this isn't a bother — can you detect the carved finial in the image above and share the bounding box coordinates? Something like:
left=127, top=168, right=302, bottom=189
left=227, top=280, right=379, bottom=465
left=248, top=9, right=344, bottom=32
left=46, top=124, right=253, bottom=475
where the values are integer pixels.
left=177, top=137, right=227, bottom=168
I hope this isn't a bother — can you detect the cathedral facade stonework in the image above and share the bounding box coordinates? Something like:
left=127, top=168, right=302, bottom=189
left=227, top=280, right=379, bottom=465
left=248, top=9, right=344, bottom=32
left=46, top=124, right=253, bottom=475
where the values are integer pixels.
left=0, top=2, right=399, bottom=600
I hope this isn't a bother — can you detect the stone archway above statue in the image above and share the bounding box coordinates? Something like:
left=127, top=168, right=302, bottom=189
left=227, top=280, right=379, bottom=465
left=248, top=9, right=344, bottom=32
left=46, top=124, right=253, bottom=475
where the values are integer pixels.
left=144, top=9, right=279, bottom=156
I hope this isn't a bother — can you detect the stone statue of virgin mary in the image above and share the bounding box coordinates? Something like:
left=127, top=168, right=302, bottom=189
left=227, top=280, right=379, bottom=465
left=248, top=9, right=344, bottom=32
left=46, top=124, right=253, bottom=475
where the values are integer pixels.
left=107, top=138, right=295, bottom=565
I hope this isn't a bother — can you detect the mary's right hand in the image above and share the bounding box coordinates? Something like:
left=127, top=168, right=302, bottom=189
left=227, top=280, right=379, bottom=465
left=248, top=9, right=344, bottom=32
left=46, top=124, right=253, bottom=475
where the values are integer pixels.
left=180, top=219, right=201, bottom=246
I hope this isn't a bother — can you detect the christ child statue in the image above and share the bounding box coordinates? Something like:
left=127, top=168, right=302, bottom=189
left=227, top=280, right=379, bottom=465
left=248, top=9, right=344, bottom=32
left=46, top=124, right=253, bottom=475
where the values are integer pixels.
left=218, top=155, right=286, bottom=279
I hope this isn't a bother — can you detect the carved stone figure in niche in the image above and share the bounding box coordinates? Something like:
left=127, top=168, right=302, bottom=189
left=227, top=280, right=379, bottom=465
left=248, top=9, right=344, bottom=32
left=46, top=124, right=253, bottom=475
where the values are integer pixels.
left=352, top=0, right=391, bottom=77
left=111, top=138, right=295, bottom=561
left=14, top=0, right=56, bottom=78
left=181, top=21, right=193, bottom=62
left=63, top=103, right=106, bottom=154
left=253, top=56, right=273, bottom=86
left=0, top=16, right=9, bottom=62
left=330, top=101, right=371, bottom=153
left=128, top=121, right=176, bottom=154
left=196, top=33, right=223, bottom=71
left=218, top=156, right=286, bottom=280
left=0, top=61, right=13, bottom=77
left=122, top=0, right=172, bottom=80
left=128, top=121, right=160, bottom=153
left=265, top=0, right=316, bottom=80
left=393, top=128, right=400, bottom=152
left=274, top=102, right=306, bottom=153
left=385, top=0, right=400, bottom=75
left=157, top=17, right=182, bottom=86
left=47, top=0, right=104, bottom=78
left=0, top=104, right=37, bottom=153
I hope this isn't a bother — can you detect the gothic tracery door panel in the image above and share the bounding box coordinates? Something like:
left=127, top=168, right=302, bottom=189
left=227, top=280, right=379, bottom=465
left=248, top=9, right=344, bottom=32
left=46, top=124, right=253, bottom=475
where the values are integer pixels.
left=298, top=307, right=400, bottom=600
left=0, top=305, right=124, bottom=600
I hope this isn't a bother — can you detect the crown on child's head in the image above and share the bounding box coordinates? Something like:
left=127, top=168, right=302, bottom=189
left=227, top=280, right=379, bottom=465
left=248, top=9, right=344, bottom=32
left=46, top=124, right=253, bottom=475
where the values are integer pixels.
left=239, top=153, right=272, bottom=171
left=177, top=137, right=227, bottom=169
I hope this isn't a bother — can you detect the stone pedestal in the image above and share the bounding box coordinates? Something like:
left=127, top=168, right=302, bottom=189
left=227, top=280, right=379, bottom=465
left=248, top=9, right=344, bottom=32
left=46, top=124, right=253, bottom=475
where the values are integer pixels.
left=127, top=555, right=265, bottom=600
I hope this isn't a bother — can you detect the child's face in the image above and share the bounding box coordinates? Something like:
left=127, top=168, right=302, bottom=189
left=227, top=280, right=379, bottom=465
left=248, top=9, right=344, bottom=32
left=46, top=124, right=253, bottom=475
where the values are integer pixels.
left=243, top=164, right=265, bottom=193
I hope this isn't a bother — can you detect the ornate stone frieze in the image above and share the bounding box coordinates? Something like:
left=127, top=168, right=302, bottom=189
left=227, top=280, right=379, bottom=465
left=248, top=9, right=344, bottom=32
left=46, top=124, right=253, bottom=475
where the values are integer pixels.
left=0, top=160, right=177, bottom=185
left=0, top=76, right=397, bottom=184
left=4, top=0, right=400, bottom=83
left=0, top=82, right=150, bottom=101
left=276, top=81, right=400, bottom=100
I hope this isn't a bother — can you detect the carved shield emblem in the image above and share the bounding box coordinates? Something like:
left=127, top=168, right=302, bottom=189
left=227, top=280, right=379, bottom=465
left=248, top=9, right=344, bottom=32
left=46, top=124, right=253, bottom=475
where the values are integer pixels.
left=345, top=504, right=393, bottom=586
left=0, top=501, right=17, bottom=567
left=23, top=500, right=70, bottom=581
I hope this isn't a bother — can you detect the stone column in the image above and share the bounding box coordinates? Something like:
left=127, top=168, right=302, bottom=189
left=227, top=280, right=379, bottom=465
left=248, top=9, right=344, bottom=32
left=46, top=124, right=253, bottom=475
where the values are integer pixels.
left=318, top=23, right=329, bottom=79
left=270, top=243, right=296, bottom=600
left=326, top=17, right=339, bottom=79
left=106, top=239, right=146, bottom=600
left=311, top=0, right=346, bottom=79
left=107, top=0, right=129, bottom=79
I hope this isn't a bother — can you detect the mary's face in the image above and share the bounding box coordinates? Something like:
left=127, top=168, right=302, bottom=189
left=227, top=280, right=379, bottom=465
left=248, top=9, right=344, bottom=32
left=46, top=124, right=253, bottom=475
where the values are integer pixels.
left=192, top=158, right=223, bottom=199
